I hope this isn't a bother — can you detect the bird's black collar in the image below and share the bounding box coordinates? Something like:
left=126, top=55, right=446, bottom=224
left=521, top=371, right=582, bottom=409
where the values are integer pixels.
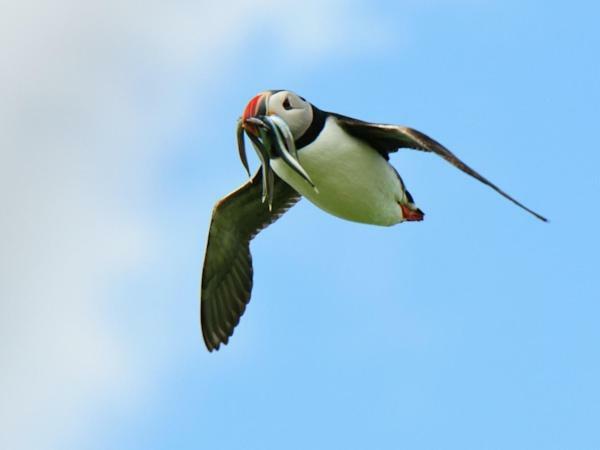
left=295, top=105, right=327, bottom=149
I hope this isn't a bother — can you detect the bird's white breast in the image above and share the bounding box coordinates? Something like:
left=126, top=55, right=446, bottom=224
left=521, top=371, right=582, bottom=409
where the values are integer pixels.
left=271, top=117, right=404, bottom=226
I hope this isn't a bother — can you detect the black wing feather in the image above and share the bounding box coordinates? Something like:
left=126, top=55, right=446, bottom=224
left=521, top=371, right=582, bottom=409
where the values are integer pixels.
left=333, top=114, right=547, bottom=222
left=201, top=170, right=301, bottom=351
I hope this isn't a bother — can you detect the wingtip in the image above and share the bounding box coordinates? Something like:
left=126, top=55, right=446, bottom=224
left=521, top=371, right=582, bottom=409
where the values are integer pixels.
left=528, top=209, right=549, bottom=223
left=202, top=334, right=217, bottom=352
left=201, top=324, right=225, bottom=352
left=202, top=325, right=231, bottom=352
left=203, top=337, right=222, bottom=352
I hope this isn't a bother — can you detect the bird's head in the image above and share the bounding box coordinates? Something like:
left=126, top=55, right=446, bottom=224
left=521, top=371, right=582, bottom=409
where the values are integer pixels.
left=242, top=90, right=313, bottom=140
left=237, top=90, right=317, bottom=208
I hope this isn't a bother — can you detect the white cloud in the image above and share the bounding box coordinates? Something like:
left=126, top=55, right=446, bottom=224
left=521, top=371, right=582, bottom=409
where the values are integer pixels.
left=0, top=1, right=392, bottom=449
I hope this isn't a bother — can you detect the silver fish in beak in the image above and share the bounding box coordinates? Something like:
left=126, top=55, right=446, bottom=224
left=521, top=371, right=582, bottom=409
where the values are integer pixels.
left=238, top=92, right=316, bottom=209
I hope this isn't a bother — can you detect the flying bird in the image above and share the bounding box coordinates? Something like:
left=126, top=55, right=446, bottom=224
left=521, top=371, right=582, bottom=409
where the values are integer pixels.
left=200, top=90, right=546, bottom=351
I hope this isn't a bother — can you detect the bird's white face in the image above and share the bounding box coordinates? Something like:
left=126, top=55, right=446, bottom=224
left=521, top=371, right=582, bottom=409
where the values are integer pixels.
left=265, top=91, right=313, bottom=139
left=242, top=90, right=313, bottom=140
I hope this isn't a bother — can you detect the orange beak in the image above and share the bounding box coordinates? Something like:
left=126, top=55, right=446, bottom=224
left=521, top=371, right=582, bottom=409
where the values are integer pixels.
left=242, top=92, right=270, bottom=136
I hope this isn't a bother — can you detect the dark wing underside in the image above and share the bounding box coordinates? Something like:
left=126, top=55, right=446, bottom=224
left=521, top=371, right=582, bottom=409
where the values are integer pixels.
left=201, top=170, right=301, bottom=351
left=333, top=113, right=547, bottom=222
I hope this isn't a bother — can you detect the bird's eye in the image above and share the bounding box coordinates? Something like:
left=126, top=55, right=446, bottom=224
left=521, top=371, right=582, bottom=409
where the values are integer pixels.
left=282, top=97, right=292, bottom=110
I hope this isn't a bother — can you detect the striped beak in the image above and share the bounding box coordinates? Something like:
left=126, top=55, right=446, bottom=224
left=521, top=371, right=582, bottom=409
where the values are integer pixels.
left=242, top=91, right=271, bottom=136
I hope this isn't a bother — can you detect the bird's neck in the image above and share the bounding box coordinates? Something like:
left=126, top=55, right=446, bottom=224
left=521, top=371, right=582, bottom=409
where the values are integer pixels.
left=296, top=105, right=327, bottom=149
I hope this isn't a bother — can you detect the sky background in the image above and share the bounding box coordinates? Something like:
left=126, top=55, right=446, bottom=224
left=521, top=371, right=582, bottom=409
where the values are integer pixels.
left=2, top=1, right=599, bottom=449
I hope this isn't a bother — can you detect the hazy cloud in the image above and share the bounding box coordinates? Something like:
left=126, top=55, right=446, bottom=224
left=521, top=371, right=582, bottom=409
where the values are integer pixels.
left=0, top=1, right=392, bottom=449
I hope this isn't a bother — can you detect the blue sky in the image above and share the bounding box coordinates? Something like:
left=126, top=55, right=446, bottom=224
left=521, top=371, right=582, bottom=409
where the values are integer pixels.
left=2, top=1, right=599, bottom=449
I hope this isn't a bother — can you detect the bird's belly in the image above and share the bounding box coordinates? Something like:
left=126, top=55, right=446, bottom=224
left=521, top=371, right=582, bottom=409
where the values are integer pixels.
left=271, top=133, right=404, bottom=226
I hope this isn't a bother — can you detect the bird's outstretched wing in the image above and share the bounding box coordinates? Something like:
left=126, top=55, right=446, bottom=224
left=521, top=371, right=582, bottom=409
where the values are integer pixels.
left=333, top=114, right=547, bottom=222
left=201, top=170, right=301, bottom=351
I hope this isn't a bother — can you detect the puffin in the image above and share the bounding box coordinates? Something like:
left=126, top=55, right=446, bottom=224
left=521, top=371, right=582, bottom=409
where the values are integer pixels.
left=200, top=89, right=546, bottom=351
